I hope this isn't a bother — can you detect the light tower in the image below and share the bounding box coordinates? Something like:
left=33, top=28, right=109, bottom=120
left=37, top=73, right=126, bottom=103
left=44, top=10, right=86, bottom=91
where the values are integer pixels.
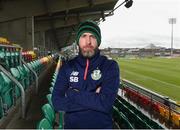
left=168, top=18, right=176, bottom=57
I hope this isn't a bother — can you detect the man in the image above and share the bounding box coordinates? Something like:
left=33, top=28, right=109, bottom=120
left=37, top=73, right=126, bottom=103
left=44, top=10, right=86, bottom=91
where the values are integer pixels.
left=52, top=20, right=120, bottom=129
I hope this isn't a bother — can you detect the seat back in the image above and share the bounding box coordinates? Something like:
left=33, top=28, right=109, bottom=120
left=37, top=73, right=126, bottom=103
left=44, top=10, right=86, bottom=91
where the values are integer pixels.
left=113, top=106, right=134, bottom=129
left=0, top=72, right=13, bottom=111
left=49, top=87, right=53, bottom=94
left=42, top=103, right=55, bottom=125
left=5, top=51, right=11, bottom=68
left=10, top=68, right=21, bottom=80
left=46, top=94, right=52, bottom=107
left=37, top=118, right=52, bottom=129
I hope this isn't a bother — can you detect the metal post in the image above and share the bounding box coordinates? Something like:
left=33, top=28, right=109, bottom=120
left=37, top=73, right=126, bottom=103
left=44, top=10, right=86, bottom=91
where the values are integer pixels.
left=19, top=47, right=23, bottom=66
left=168, top=18, right=176, bottom=57
left=171, top=23, right=173, bottom=56
left=32, top=16, right=35, bottom=50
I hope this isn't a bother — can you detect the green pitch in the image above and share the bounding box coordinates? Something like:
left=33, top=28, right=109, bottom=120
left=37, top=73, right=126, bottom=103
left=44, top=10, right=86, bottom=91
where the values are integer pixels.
left=116, top=57, right=180, bottom=101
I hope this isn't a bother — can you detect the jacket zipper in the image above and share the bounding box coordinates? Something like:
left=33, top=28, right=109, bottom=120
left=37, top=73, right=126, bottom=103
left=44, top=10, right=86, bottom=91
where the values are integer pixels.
left=83, top=59, right=89, bottom=80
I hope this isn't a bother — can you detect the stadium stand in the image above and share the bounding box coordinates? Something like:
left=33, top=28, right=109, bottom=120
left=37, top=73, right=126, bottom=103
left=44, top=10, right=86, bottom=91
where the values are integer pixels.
left=122, top=80, right=180, bottom=128
left=0, top=42, right=54, bottom=126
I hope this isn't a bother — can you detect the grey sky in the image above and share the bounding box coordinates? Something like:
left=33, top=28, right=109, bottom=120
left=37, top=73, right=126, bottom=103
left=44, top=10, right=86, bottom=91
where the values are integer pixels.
left=99, top=0, right=180, bottom=49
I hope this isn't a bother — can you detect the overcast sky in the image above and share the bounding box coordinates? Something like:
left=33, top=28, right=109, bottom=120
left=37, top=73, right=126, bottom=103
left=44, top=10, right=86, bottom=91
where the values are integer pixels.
left=99, top=0, right=180, bottom=49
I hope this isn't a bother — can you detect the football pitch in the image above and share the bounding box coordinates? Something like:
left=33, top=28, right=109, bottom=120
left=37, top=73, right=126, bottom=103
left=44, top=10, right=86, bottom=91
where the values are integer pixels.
left=116, top=57, right=180, bottom=101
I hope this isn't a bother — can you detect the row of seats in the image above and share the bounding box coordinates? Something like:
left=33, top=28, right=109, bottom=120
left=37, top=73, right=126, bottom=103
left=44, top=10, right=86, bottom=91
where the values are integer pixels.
left=0, top=37, right=10, bottom=45
left=0, top=46, right=21, bottom=69
left=113, top=106, right=133, bottom=129
left=37, top=56, right=63, bottom=129
left=0, top=47, right=53, bottom=120
left=158, top=105, right=180, bottom=127
left=0, top=44, right=21, bottom=118
left=119, top=95, right=162, bottom=128
left=22, top=51, right=36, bottom=62
left=0, top=58, right=52, bottom=119
left=123, top=87, right=158, bottom=110
left=123, top=87, right=180, bottom=128
left=113, top=95, right=163, bottom=129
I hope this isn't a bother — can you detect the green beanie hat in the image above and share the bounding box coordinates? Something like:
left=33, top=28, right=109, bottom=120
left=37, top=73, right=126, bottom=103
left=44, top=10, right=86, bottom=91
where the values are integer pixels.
left=76, top=20, right=101, bottom=46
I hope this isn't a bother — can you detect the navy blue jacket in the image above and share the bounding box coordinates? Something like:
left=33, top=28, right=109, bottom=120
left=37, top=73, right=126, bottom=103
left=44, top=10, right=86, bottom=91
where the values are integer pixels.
left=52, top=51, right=120, bottom=129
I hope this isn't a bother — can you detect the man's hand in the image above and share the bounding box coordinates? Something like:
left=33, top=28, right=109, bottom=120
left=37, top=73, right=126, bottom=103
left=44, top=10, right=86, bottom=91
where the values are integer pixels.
left=95, top=87, right=101, bottom=93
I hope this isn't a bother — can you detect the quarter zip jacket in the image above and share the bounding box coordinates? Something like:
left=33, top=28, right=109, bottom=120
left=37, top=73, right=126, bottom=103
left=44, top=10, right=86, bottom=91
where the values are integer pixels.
left=84, top=59, right=89, bottom=80
left=52, top=50, right=120, bottom=129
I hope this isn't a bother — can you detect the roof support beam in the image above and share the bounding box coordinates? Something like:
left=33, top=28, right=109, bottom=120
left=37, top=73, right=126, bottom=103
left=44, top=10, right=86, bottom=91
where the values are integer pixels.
left=42, top=0, right=61, bottom=49
left=35, top=12, right=103, bottom=32
left=0, top=0, right=117, bottom=22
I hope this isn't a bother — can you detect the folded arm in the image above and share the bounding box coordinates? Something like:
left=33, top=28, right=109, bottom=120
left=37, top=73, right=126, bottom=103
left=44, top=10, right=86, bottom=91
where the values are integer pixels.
left=52, top=65, right=87, bottom=112
left=67, top=61, right=120, bottom=113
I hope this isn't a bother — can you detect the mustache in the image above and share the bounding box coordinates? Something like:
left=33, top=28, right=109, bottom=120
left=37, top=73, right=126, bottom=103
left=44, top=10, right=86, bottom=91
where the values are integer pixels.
left=83, top=45, right=94, bottom=49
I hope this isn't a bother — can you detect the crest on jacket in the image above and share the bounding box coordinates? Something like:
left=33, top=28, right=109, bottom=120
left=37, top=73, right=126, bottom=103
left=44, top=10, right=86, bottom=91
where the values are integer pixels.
left=91, top=68, right=102, bottom=80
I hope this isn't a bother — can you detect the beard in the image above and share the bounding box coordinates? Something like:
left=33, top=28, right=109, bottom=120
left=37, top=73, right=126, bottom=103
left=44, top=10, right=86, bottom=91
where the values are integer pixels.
left=79, top=45, right=98, bottom=58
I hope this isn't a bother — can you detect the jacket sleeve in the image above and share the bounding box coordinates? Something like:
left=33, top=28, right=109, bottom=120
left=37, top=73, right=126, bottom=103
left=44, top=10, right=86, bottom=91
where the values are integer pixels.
left=67, top=61, right=120, bottom=113
left=52, top=64, right=87, bottom=112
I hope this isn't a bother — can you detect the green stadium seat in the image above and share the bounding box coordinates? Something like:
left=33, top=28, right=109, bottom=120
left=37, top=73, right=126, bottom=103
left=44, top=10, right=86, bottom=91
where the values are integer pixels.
left=10, top=67, right=25, bottom=87
left=45, top=95, right=64, bottom=129
left=41, top=103, right=55, bottom=126
left=52, top=78, right=56, bottom=84
left=115, top=98, right=152, bottom=129
left=115, top=99, right=131, bottom=117
left=0, top=72, right=13, bottom=113
left=5, top=51, right=11, bottom=68
left=10, top=68, right=21, bottom=81
left=113, top=106, right=134, bottom=129
left=37, top=118, right=52, bottom=129
left=46, top=94, right=52, bottom=107
left=15, top=51, right=20, bottom=66
left=27, top=63, right=34, bottom=83
left=36, top=60, right=42, bottom=75
left=53, top=73, right=57, bottom=79
left=115, top=96, right=162, bottom=129
left=58, top=112, right=64, bottom=129
left=51, top=82, right=55, bottom=88
left=17, top=65, right=30, bottom=89
left=0, top=98, right=3, bottom=119
left=0, top=74, right=4, bottom=118
left=11, top=52, right=16, bottom=67
left=30, top=61, right=40, bottom=75
left=23, top=64, right=31, bottom=86
left=0, top=49, right=7, bottom=69
left=117, top=96, right=146, bottom=118
left=10, top=67, right=26, bottom=98
left=49, top=87, right=53, bottom=93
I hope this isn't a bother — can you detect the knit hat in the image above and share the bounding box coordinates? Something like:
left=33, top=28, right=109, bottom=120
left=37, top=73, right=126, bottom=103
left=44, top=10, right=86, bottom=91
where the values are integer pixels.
left=76, top=20, right=101, bottom=46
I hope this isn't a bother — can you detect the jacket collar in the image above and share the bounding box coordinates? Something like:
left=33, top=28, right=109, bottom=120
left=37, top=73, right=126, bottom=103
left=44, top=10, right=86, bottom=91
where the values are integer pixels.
left=76, top=50, right=102, bottom=68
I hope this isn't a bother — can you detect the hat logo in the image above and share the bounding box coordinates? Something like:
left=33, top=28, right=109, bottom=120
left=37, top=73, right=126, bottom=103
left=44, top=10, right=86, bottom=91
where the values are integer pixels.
left=91, top=69, right=101, bottom=80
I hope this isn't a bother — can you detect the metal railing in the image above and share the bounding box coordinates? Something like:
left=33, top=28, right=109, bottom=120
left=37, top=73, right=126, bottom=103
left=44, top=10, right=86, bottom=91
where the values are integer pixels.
left=121, top=79, right=180, bottom=114
left=21, top=59, right=38, bottom=93
left=121, top=79, right=180, bottom=128
left=0, top=64, right=26, bottom=118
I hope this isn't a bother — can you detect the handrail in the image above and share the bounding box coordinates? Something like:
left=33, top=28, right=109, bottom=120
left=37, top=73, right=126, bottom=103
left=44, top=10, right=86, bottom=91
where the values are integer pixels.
left=21, top=59, right=38, bottom=94
left=122, top=79, right=165, bottom=100
left=0, top=64, right=26, bottom=118
left=121, top=79, right=180, bottom=114
left=0, top=44, right=22, bottom=49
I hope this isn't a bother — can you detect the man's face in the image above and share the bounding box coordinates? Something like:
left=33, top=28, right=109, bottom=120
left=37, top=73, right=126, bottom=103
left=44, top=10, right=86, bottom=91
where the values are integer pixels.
left=79, top=32, right=98, bottom=58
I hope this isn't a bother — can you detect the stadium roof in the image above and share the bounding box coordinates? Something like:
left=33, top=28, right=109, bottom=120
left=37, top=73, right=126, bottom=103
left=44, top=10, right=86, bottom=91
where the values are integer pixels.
left=0, top=0, right=118, bottom=50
